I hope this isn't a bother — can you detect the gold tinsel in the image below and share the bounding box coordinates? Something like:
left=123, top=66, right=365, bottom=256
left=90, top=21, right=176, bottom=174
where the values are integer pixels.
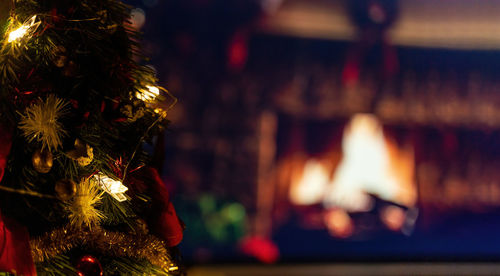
left=30, top=225, right=177, bottom=272
left=19, top=95, right=69, bottom=150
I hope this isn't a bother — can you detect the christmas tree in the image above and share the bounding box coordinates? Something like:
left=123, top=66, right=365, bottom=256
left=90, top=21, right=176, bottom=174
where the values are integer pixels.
left=0, top=0, right=183, bottom=275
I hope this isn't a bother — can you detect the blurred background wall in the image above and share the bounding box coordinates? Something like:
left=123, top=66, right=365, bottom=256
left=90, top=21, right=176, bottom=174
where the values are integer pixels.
left=126, top=0, right=500, bottom=268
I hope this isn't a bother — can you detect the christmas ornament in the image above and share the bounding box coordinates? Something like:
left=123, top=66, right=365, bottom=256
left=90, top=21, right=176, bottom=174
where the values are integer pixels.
left=76, top=255, right=102, bottom=276
left=7, top=15, right=41, bottom=43
left=66, top=139, right=93, bottom=167
left=32, top=148, right=53, bottom=173
left=93, top=172, right=128, bottom=202
left=19, top=95, right=69, bottom=150
left=51, top=45, right=68, bottom=68
left=55, top=179, right=77, bottom=201
left=66, top=178, right=104, bottom=228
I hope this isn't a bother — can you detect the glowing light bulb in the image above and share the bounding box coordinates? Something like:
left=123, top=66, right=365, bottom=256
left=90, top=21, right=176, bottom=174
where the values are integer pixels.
left=136, top=85, right=160, bottom=102
left=7, top=15, right=40, bottom=43
left=8, top=25, right=29, bottom=42
left=94, top=173, right=128, bottom=202
left=134, top=84, right=176, bottom=118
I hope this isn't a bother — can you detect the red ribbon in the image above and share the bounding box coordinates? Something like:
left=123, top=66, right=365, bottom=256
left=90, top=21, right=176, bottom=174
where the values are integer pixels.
left=128, top=167, right=184, bottom=247
left=0, top=211, right=36, bottom=276
left=0, top=124, right=36, bottom=276
left=0, top=125, right=11, bottom=183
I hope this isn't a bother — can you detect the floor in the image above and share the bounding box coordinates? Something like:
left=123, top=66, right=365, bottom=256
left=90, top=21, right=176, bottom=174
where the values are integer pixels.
left=188, top=263, right=500, bottom=276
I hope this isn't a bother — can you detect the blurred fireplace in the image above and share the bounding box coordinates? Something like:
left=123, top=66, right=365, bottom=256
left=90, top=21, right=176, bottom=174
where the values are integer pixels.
left=255, top=112, right=419, bottom=239
left=288, top=113, right=416, bottom=211
left=254, top=109, right=500, bottom=240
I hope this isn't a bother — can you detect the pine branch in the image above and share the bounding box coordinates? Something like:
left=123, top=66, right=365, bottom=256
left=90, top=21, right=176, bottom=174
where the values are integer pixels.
left=0, top=184, right=56, bottom=198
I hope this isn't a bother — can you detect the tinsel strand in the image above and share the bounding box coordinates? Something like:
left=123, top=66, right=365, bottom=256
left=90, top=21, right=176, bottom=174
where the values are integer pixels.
left=30, top=225, right=176, bottom=271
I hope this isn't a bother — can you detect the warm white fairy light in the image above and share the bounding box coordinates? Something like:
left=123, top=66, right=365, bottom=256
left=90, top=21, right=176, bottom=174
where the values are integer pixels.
left=135, top=85, right=160, bottom=102
left=94, top=173, right=128, bottom=202
left=7, top=15, right=41, bottom=43
left=134, top=84, right=176, bottom=118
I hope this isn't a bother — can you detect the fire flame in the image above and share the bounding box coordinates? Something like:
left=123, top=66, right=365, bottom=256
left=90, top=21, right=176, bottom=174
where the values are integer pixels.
left=289, top=114, right=416, bottom=212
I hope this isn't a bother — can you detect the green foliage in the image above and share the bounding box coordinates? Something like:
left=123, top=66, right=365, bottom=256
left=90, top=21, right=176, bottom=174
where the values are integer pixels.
left=176, top=194, right=247, bottom=246
left=103, top=257, right=172, bottom=276
left=100, top=193, right=136, bottom=228
left=36, top=255, right=76, bottom=276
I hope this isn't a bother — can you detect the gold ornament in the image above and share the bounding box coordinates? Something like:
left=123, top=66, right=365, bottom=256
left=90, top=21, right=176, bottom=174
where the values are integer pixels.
left=55, top=179, right=77, bottom=201
left=30, top=225, right=177, bottom=272
left=32, top=148, right=53, bottom=173
left=66, top=178, right=104, bottom=229
left=66, top=139, right=93, bottom=167
left=19, top=95, right=69, bottom=150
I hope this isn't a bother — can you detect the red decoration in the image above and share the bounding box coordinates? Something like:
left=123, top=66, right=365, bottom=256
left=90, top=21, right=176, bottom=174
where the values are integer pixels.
left=0, top=123, right=36, bottom=276
left=0, top=124, right=12, bottom=183
left=128, top=167, right=183, bottom=247
left=227, top=30, right=249, bottom=72
left=239, top=235, right=280, bottom=264
left=342, top=0, right=399, bottom=86
left=0, top=211, right=36, bottom=276
left=0, top=125, right=36, bottom=275
left=76, top=255, right=102, bottom=276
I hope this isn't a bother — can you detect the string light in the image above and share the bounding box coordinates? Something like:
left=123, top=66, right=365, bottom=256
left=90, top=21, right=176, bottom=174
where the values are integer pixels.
left=94, top=173, right=128, bottom=202
left=135, top=85, right=160, bottom=102
left=7, top=15, right=41, bottom=43
left=153, top=107, right=167, bottom=117
left=135, top=85, right=177, bottom=118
